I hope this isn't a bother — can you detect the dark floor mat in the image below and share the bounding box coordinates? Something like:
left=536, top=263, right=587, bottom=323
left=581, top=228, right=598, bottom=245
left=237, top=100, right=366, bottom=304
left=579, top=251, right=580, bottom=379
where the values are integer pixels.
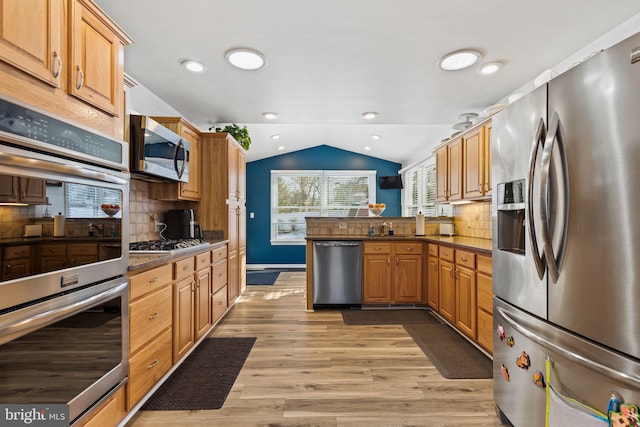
left=404, top=323, right=492, bottom=379
left=141, top=337, right=256, bottom=411
left=246, top=271, right=280, bottom=285
left=341, top=309, right=441, bottom=325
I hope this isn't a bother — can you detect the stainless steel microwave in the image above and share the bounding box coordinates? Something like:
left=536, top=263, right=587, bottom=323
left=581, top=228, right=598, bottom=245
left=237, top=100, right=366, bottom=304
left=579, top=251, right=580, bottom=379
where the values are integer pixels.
left=129, top=115, right=190, bottom=182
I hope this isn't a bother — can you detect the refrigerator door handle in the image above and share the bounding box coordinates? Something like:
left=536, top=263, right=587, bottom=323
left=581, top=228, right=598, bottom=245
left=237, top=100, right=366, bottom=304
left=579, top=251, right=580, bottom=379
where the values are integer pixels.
left=527, top=117, right=547, bottom=280
left=497, top=305, right=640, bottom=390
left=539, top=112, right=569, bottom=283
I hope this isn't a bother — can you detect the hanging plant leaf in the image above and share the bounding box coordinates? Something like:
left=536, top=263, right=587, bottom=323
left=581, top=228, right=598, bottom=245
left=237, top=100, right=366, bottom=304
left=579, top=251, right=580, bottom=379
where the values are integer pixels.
left=209, top=123, right=251, bottom=150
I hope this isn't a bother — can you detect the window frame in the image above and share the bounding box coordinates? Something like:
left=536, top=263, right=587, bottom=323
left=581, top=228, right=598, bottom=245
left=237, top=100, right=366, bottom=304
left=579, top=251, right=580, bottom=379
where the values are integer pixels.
left=270, top=169, right=377, bottom=245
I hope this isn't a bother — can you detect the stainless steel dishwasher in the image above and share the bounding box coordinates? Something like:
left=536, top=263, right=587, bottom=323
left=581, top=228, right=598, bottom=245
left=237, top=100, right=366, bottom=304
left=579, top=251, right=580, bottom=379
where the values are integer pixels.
left=312, top=241, right=362, bottom=308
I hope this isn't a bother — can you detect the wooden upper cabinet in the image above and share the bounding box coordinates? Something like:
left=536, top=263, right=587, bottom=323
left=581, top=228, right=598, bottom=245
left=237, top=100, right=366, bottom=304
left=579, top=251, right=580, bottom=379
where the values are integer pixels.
left=0, top=0, right=63, bottom=87
left=435, top=145, right=448, bottom=202
left=69, top=0, right=131, bottom=116
left=463, top=124, right=492, bottom=199
left=0, top=175, right=46, bottom=204
left=149, top=117, right=201, bottom=201
left=436, top=137, right=462, bottom=202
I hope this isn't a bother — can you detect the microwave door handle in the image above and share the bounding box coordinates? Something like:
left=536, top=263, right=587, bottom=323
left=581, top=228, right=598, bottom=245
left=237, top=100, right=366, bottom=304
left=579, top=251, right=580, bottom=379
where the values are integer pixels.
left=540, top=112, right=570, bottom=283
left=173, top=139, right=187, bottom=179
left=527, top=117, right=547, bottom=280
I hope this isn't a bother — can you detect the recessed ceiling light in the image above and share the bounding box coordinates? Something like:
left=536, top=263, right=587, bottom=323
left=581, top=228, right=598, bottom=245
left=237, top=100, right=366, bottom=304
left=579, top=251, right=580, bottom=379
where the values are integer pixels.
left=371, top=134, right=381, bottom=140
left=277, top=146, right=285, bottom=151
left=225, top=48, right=266, bottom=71
left=364, top=146, right=371, bottom=151
left=437, top=49, right=482, bottom=71
left=478, top=61, right=503, bottom=75
left=271, top=134, right=281, bottom=140
left=362, top=112, right=378, bottom=120
left=181, top=59, right=207, bottom=73
left=262, top=112, right=278, bottom=120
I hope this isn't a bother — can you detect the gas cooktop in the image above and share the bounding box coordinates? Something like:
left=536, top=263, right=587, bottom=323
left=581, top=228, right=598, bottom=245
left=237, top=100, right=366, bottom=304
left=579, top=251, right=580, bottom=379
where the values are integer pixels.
left=129, top=239, right=208, bottom=254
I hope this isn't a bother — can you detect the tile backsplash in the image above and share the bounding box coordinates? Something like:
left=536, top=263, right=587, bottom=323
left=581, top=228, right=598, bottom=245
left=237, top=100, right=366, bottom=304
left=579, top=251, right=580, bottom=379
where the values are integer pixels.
left=452, top=202, right=492, bottom=239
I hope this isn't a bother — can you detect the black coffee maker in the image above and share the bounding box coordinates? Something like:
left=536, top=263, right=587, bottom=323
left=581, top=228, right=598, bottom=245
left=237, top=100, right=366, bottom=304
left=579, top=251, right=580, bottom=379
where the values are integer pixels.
left=165, top=209, right=202, bottom=240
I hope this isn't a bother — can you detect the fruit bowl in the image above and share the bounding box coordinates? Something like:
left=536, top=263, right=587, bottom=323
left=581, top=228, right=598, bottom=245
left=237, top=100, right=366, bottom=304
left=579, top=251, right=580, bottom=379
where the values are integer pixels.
left=368, top=204, right=386, bottom=217
left=101, top=204, right=120, bottom=217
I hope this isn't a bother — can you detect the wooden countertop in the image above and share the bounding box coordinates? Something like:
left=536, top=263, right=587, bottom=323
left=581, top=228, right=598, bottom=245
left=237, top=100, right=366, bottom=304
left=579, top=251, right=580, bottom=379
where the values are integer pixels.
left=128, top=240, right=228, bottom=273
left=307, top=235, right=492, bottom=254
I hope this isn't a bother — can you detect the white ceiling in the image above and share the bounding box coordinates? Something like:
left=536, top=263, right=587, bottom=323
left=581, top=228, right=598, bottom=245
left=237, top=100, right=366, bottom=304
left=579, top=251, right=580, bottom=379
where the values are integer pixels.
left=95, top=0, right=640, bottom=165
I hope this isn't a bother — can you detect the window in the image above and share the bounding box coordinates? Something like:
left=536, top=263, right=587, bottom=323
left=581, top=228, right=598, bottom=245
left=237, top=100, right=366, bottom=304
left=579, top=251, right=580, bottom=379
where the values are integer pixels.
left=65, top=183, right=122, bottom=218
left=402, top=159, right=438, bottom=216
left=271, top=170, right=376, bottom=243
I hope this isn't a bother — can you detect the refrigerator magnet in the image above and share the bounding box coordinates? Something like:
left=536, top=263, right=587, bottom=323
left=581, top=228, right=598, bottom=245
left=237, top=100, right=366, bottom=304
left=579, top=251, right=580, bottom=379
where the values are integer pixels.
left=532, top=371, right=545, bottom=388
left=497, top=324, right=505, bottom=340
left=506, top=336, right=515, bottom=347
left=501, top=363, right=510, bottom=382
left=516, top=351, right=531, bottom=369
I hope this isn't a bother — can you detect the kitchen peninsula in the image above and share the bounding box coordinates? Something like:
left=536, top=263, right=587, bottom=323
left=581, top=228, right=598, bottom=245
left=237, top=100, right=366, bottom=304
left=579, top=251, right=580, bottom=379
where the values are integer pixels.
left=305, top=215, right=493, bottom=353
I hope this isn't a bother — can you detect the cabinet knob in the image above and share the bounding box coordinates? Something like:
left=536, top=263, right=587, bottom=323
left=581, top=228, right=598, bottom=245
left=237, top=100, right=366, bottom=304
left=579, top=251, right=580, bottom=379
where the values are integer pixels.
left=148, top=277, right=160, bottom=283
left=148, top=312, right=160, bottom=320
left=147, top=359, right=159, bottom=370
left=461, top=257, right=468, bottom=262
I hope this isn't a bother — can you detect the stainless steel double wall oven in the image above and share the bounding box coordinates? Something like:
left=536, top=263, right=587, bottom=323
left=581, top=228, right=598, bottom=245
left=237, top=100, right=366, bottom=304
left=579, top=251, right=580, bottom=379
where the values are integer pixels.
left=0, top=94, right=130, bottom=425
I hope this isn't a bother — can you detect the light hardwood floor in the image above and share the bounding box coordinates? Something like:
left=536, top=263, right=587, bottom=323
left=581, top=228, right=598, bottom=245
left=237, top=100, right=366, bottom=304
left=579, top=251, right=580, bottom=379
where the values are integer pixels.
left=126, top=272, right=503, bottom=427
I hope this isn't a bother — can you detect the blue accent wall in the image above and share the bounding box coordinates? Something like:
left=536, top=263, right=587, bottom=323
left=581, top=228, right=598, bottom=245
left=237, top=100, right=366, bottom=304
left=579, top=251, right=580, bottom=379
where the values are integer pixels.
left=246, top=145, right=402, bottom=265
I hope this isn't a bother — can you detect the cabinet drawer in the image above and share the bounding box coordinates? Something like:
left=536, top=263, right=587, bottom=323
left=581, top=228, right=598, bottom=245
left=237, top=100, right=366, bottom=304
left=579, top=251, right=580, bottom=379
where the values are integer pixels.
left=40, top=244, right=66, bottom=256
left=363, top=242, right=391, bottom=254
left=439, top=245, right=455, bottom=262
left=394, top=242, right=423, bottom=255
left=195, top=251, right=211, bottom=270
left=129, top=264, right=172, bottom=300
left=428, top=243, right=439, bottom=257
left=68, top=243, right=98, bottom=256
left=211, top=259, right=228, bottom=293
left=129, top=285, right=172, bottom=354
left=174, top=257, right=195, bottom=280
left=211, top=245, right=227, bottom=264
left=211, top=284, right=228, bottom=324
left=455, top=249, right=475, bottom=269
left=477, top=309, right=493, bottom=353
left=4, top=245, right=31, bottom=259
left=78, top=385, right=126, bottom=427
left=128, top=327, right=173, bottom=409
left=477, top=255, right=492, bottom=275
left=477, top=273, right=492, bottom=313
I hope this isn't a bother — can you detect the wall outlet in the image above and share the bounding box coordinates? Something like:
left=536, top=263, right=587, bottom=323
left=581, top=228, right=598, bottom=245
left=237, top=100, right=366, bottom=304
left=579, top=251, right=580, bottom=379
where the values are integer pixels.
left=155, top=221, right=162, bottom=232
left=150, top=213, right=156, bottom=222
left=339, top=221, right=347, bottom=229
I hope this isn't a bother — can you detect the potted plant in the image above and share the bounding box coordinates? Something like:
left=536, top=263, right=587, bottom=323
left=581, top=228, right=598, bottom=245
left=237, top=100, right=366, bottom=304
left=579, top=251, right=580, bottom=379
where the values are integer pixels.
left=209, top=124, right=251, bottom=150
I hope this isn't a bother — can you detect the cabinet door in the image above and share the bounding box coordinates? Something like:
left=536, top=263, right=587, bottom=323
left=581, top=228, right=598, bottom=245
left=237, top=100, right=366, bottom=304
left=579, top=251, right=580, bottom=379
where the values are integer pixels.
left=448, top=138, right=463, bottom=201
left=19, top=178, right=47, bottom=204
left=484, top=122, right=492, bottom=196
left=227, top=204, right=239, bottom=304
left=237, top=149, right=246, bottom=202
left=69, top=0, right=123, bottom=116
left=227, top=142, right=239, bottom=200
left=173, top=276, right=194, bottom=363
left=438, top=259, right=455, bottom=323
left=463, top=127, right=484, bottom=199
left=0, top=0, right=62, bottom=87
left=362, top=255, right=392, bottom=303
left=195, top=267, right=212, bottom=340
left=394, top=254, right=422, bottom=303
left=0, top=175, right=19, bottom=202
left=455, top=265, right=476, bottom=339
left=180, top=125, right=201, bottom=200
left=427, top=255, right=439, bottom=310
left=435, top=145, right=448, bottom=202
left=476, top=272, right=493, bottom=352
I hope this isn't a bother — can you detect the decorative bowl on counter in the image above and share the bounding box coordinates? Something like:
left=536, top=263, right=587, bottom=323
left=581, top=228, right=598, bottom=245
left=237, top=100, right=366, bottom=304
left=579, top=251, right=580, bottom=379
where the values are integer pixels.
left=368, top=203, right=385, bottom=217
left=101, top=204, right=120, bottom=217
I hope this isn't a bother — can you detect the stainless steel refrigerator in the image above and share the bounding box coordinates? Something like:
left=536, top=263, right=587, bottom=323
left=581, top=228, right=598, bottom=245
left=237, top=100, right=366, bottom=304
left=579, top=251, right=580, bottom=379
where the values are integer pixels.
left=492, top=31, right=640, bottom=426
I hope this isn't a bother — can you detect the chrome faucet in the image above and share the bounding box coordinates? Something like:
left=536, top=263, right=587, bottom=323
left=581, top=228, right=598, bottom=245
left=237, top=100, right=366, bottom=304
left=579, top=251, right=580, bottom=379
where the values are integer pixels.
left=89, top=223, right=104, bottom=237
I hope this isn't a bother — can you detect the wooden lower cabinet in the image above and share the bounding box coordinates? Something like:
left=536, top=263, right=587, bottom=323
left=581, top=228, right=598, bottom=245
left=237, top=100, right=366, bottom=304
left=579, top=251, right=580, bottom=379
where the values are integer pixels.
left=76, top=385, right=126, bottom=427
left=455, top=264, right=476, bottom=339
left=427, top=254, right=439, bottom=309
left=173, top=275, right=195, bottom=363
left=362, top=242, right=422, bottom=304
left=211, top=245, right=229, bottom=324
left=476, top=254, right=493, bottom=352
left=127, top=264, right=173, bottom=410
left=438, top=259, right=455, bottom=323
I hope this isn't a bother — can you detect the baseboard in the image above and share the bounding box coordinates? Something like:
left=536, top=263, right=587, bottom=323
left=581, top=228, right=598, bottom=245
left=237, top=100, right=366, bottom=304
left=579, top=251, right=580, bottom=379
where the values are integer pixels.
left=247, top=264, right=306, bottom=271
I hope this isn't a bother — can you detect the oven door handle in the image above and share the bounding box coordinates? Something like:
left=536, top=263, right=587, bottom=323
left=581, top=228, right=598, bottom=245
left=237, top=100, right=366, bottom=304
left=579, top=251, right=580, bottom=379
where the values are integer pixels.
left=0, top=282, right=127, bottom=345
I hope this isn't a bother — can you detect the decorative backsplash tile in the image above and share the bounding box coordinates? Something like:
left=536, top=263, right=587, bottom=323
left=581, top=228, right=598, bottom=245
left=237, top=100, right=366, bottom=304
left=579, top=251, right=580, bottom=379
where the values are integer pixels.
left=452, top=202, right=492, bottom=239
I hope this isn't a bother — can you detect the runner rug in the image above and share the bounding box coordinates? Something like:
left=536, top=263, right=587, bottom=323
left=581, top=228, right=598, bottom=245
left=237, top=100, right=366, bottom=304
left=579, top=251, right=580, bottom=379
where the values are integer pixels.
left=141, top=337, right=256, bottom=411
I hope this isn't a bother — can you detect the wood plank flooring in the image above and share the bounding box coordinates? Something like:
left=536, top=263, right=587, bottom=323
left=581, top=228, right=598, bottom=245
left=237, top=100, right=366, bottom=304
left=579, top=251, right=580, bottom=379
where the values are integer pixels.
left=125, top=272, right=503, bottom=427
